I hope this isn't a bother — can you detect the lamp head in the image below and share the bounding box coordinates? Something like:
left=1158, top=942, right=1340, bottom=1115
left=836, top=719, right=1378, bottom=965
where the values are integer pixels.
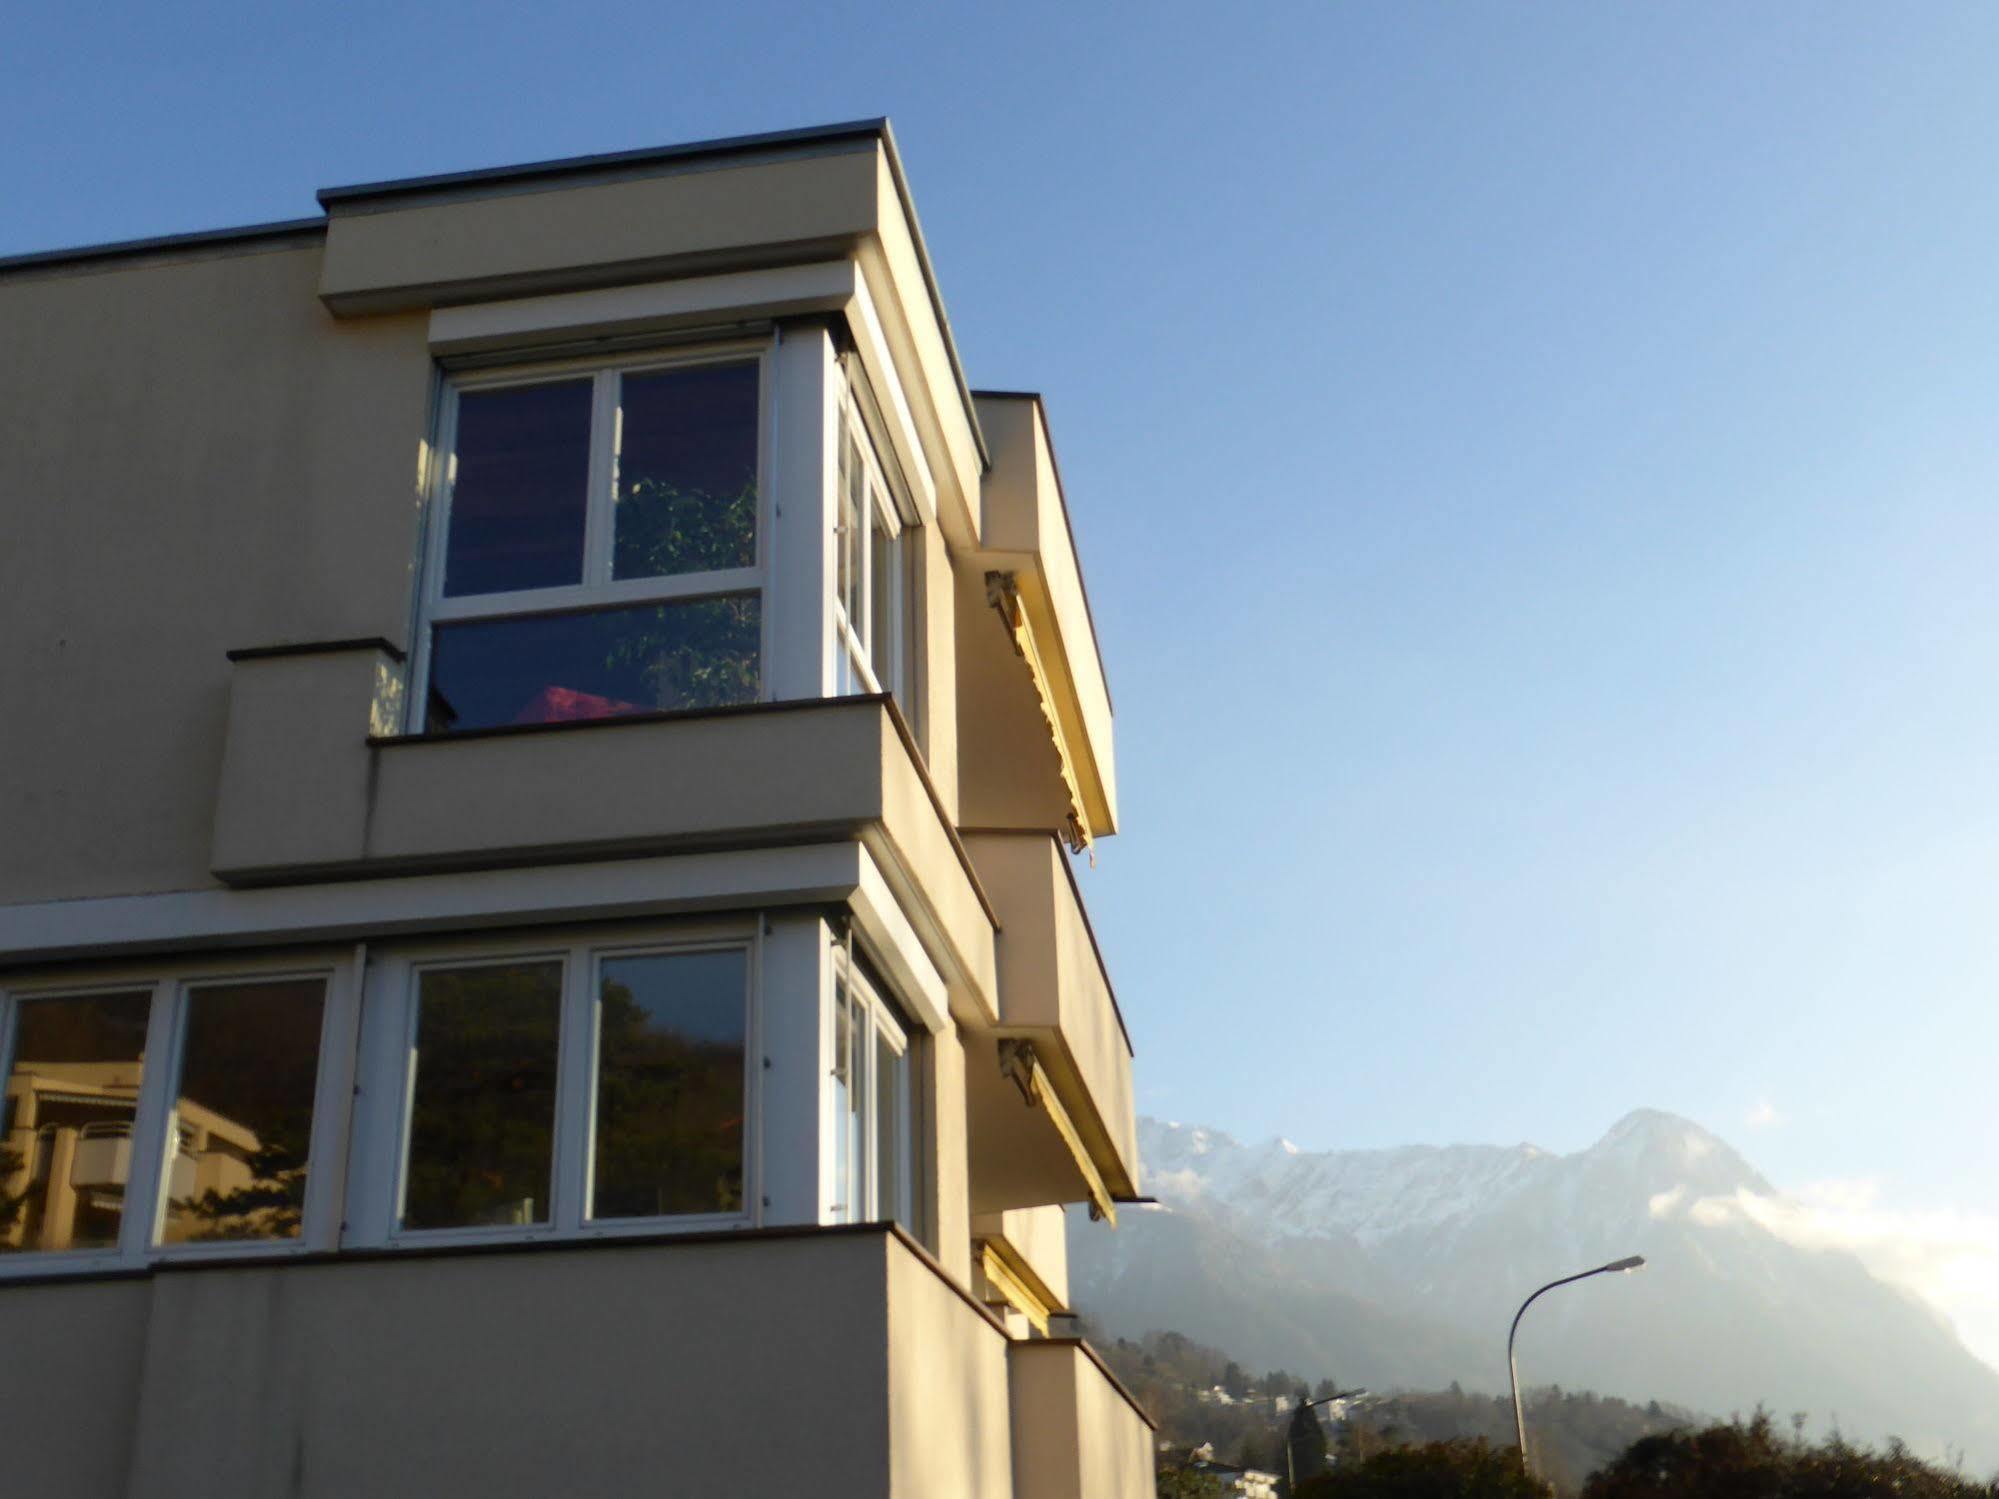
left=1604, top=1255, right=1646, bottom=1274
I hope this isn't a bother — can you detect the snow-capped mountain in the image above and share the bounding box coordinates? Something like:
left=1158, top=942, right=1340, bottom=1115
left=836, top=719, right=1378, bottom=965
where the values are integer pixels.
left=1070, top=1110, right=1999, bottom=1471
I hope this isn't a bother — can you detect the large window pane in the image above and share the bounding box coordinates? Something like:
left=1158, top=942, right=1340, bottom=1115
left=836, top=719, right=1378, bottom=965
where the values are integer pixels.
left=592, top=950, right=747, bottom=1220
left=444, top=381, right=593, bottom=597
left=425, top=595, right=760, bottom=732
left=613, top=363, right=759, bottom=580
left=1, top=991, right=152, bottom=1255
left=402, top=963, right=562, bottom=1231
left=158, top=979, right=326, bottom=1246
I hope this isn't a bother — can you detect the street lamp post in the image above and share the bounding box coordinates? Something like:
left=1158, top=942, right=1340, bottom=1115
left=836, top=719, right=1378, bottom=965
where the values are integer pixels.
left=1507, top=1255, right=1645, bottom=1482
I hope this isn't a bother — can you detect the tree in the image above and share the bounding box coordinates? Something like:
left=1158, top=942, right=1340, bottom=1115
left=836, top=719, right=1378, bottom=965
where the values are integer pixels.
left=1288, top=1399, right=1331, bottom=1485
left=1157, top=1464, right=1228, bottom=1498
left=1295, top=1439, right=1552, bottom=1498
left=1223, top=1361, right=1250, bottom=1399
left=1581, top=1413, right=1999, bottom=1499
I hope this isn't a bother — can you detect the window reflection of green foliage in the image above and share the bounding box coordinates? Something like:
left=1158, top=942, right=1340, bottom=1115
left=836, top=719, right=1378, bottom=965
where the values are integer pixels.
left=614, top=477, right=756, bottom=580
left=403, top=965, right=562, bottom=1231
left=177, top=1133, right=310, bottom=1242
left=594, top=976, right=744, bottom=1218
left=604, top=597, right=761, bottom=712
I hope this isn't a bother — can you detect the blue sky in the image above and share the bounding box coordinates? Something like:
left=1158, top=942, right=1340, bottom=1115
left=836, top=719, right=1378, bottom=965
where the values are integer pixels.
left=7, top=1, right=1996, bottom=1354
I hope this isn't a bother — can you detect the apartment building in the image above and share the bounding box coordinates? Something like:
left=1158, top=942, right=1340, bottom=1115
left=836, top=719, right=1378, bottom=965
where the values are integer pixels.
left=0, top=119, right=1152, bottom=1498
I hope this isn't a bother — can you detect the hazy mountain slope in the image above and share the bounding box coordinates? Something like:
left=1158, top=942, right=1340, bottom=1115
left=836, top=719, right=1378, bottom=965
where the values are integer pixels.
left=1070, top=1110, right=1999, bottom=1471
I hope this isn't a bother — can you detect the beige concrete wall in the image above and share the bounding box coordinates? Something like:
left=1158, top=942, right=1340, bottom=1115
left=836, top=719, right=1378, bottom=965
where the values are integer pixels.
left=887, top=1236, right=1015, bottom=1499
left=973, top=1204, right=1071, bottom=1308
left=0, top=1233, right=934, bottom=1498
left=0, top=1277, right=151, bottom=1498
left=964, top=832, right=1139, bottom=1192
left=1009, top=1341, right=1156, bottom=1499
left=0, top=245, right=431, bottom=906
left=916, top=520, right=960, bottom=822
left=319, top=148, right=882, bottom=313
left=971, top=394, right=1118, bottom=834
left=955, top=555, right=1077, bottom=832
left=932, top=1024, right=974, bottom=1283
left=120, top=1237, right=896, bottom=1498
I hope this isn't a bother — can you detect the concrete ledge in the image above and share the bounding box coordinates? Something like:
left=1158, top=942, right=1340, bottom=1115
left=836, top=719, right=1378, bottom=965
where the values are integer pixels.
left=1009, top=1338, right=1157, bottom=1499
left=0, top=1225, right=1013, bottom=1499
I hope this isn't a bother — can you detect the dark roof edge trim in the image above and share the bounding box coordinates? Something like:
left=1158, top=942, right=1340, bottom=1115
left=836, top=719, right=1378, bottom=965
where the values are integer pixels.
left=0, top=217, right=326, bottom=276
left=315, top=117, right=891, bottom=206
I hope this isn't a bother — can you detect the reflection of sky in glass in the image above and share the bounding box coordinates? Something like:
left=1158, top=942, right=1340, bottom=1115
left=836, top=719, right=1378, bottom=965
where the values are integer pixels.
left=600, top=950, right=744, bottom=1045
left=444, top=381, right=592, bottom=597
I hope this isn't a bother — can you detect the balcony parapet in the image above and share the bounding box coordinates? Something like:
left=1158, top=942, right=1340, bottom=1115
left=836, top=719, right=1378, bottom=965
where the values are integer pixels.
left=0, top=1224, right=1015, bottom=1499
left=208, top=641, right=995, bottom=1019
left=1009, top=1338, right=1158, bottom=1499
left=962, top=831, right=1138, bottom=1214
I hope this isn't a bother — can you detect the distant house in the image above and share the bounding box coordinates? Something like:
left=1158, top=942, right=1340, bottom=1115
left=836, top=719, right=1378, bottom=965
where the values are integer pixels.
left=0, top=119, right=1149, bottom=1497
left=1185, top=1446, right=1283, bottom=1498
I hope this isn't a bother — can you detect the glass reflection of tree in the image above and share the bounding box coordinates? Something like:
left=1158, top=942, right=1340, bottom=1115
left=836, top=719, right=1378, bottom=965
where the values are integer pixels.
left=403, top=965, right=561, bottom=1231
left=607, top=478, right=761, bottom=711
left=177, top=1127, right=309, bottom=1241
left=169, top=985, right=326, bottom=1243
left=0, top=1142, right=28, bottom=1238
left=595, top=978, right=744, bottom=1218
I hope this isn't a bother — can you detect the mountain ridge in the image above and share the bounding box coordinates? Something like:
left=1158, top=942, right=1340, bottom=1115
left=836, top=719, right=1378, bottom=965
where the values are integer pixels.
left=1071, top=1108, right=1999, bottom=1471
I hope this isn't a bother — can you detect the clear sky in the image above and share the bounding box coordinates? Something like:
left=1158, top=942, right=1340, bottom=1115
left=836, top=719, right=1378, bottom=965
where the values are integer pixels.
left=6, top=1, right=1995, bottom=1357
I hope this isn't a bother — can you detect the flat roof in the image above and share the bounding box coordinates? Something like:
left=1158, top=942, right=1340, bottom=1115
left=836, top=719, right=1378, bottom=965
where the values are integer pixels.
left=0, top=119, right=987, bottom=468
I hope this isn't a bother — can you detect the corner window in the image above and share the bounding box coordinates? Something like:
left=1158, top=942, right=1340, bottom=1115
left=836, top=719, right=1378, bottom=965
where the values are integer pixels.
left=830, top=950, right=914, bottom=1230
left=416, top=353, right=766, bottom=733
left=834, top=395, right=914, bottom=705
left=1, top=966, right=340, bottom=1264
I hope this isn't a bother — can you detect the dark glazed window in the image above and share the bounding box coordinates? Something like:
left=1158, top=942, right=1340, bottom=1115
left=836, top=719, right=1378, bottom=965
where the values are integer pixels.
left=425, top=596, right=761, bottom=731
left=158, top=979, right=326, bottom=1245
left=402, top=962, right=562, bottom=1231
left=591, top=950, right=747, bottom=1219
left=0, top=992, right=151, bottom=1255
left=443, top=380, right=594, bottom=597
left=614, top=363, right=759, bottom=579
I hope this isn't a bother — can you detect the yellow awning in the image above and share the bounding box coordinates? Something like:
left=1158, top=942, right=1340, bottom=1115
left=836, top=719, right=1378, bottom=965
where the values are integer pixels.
left=987, top=571, right=1091, bottom=854
left=979, top=1239, right=1061, bottom=1336
left=1000, top=1038, right=1116, bottom=1226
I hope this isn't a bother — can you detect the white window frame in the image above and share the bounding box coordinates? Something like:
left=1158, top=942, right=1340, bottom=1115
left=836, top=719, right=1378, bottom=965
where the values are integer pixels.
left=408, top=341, right=776, bottom=734
left=833, top=378, right=914, bottom=705
left=828, top=942, right=915, bottom=1229
left=0, top=952, right=360, bottom=1278
left=349, top=921, right=761, bottom=1252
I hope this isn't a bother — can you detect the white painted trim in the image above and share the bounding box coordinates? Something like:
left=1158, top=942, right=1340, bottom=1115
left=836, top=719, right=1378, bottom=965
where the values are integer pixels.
left=426, top=263, right=859, bottom=355
left=0, top=845, right=867, bottom=969
left=847, top=273, right=938, bottom=523
left=850, top=848, right=948, bottom=1036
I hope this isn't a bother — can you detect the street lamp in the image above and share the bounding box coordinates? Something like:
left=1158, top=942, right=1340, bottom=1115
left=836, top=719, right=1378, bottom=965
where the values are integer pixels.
left=1508, top=1256, right=1645, bottom=1481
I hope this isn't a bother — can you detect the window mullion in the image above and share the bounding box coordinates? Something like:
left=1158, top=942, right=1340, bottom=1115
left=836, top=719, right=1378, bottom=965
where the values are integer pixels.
left=120, top=979, right=183, bottom=1261
left=581, top=370, right=620, bottom=586
left=551, top=947, right=597, bottom=1231
left=301, top=948, right=366, bottom=1253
